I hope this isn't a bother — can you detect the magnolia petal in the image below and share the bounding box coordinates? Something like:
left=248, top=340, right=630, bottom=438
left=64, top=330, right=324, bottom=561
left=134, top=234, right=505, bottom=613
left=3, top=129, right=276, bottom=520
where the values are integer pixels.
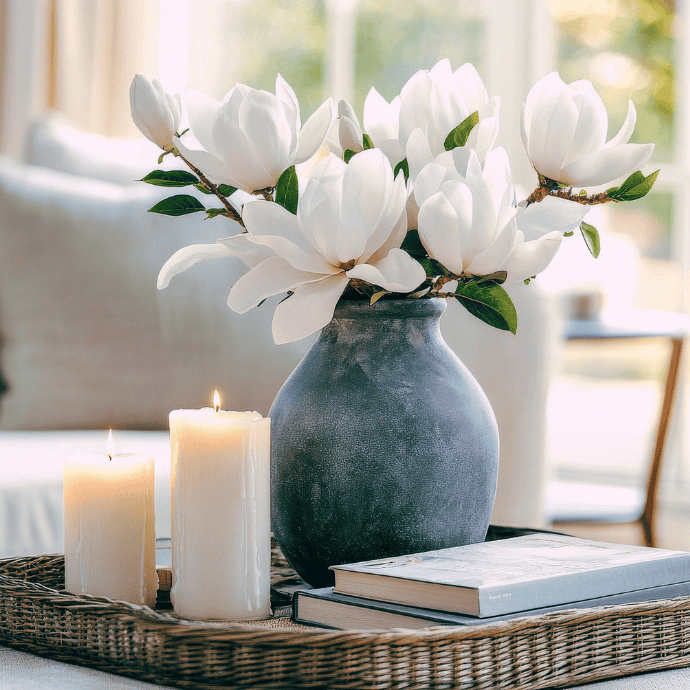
left=130, top=75, right=175, bottom=149
left=481, top=146, right=513, bottom=214
left=364, top=88, right=400, bottom=147
left=173, top=136, right=237, bottom=185
left=439, top=180, right=473, bottom=255
left=227, top=256, right=326, bottom=314
left=338, top=149, right=393, bottom=263
left=418, top=190, right=464, bottom=275
left=360, top=174, right=408, bottom=263
left=414, top=162, right=448, bottom=207
left=527, top=89, right=579, bottom=181
left=504, top=230, right=563, bottom=283
left=184, top=88, right=222, bottom=157
left=338, top=99, right=362, bottom=136
left=272, top=272, right=350, bottom=344
left=238, top=89, right=293, bottom=180
left=162, top=89, right=182, bottom=134
left=339, top=116, right=363, bottom=152
left=275, top=73, right=301, bottom=137
left=216, top=232, right=276, bottom=268
left=212, top=114, right=274, bottom=191
left=242, top=199, right=308, bottom=249
left=559, top=142, right=654, bottom=187
left=453, top=62, right=490, bottom=114
left=242, top=201, right=335, bottom=274
left=561, top=80, right=608, bottom=167
left=405, top=186, right=419, bottom=231
left=294, top=98, right=334, bottom=164
left=439, top=280, right=458, bottom=293
left=463, top=164, right=498, bottom=264
left=406, top=127, right=435, bottom=183
left=347, top=248, right=426, bottom=293
left=464, top=113, right=499, bottom=163
left=399, top=70, right=434, bottom=148
left=467, top=218, right=518, bottom=276
left=157, top=242, right=235, bottom=290
left=516, top=195, right=590, bottom=241
left=604, top=99, right=637, bottom=149
left=523, top=72, right=567, bottom=140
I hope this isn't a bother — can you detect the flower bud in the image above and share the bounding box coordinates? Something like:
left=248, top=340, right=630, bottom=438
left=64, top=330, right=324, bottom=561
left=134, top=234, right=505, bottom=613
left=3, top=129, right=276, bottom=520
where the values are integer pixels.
left=130, top=74, right=181, bottom=150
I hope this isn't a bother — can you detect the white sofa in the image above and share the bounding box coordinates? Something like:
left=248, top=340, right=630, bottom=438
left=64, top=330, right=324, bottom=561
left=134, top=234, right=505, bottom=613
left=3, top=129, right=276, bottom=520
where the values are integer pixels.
left=0, top=116, right=564, bottom=557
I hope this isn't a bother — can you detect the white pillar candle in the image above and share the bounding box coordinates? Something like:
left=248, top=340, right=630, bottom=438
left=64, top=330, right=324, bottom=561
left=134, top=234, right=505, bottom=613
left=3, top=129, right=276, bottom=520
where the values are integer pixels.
left=63, top=447, right=156, bottom=607
left=169, top=399, right=270, bottom=620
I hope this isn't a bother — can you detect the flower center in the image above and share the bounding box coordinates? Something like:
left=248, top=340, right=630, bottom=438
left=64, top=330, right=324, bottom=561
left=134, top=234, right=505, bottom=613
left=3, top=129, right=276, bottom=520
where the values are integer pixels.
left=340, top=260, right=357, bottom=271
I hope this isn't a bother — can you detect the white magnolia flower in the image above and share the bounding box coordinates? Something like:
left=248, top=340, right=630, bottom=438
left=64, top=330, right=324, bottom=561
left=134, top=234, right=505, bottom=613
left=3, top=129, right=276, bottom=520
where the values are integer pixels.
left=227, top=150, right=425, bottom=344
left=521, top=72, right=654, bottom=188
left=364, top=59, right=500, bottom=166
left=130, top=75, right=181, bottom=150
left=415, top=148, right=591, bottom=283
left=174, top=75, right=333, bottom=194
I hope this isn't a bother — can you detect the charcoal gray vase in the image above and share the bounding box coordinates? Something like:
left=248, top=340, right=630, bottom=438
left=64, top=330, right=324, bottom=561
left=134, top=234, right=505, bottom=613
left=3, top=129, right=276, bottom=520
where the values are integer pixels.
left=269, top=298, right=499, bottom=587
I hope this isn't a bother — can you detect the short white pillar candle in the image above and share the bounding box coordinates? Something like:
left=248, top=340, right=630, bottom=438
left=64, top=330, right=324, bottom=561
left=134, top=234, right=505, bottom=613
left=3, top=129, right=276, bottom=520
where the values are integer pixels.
left=169, top=396, right=271, bottom=620
left=63, top=442, right=156, bottom=607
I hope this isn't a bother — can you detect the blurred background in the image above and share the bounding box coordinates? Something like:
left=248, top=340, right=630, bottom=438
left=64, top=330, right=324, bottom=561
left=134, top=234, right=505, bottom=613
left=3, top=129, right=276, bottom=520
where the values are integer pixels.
left=0, top=0, right=687, bottom=549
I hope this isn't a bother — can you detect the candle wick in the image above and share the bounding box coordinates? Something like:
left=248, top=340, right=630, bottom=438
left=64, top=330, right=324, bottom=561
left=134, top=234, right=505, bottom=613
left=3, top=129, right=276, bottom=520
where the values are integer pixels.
left=214, top=404, right=220, bottom=413
left=107, top=454, right=112, bottom=461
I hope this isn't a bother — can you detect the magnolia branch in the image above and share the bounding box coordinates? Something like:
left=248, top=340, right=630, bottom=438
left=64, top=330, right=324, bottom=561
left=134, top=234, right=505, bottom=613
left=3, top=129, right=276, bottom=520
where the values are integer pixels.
left=526, top=184, right=614, bottom=206
left=177, top=153, right=245, bottom=227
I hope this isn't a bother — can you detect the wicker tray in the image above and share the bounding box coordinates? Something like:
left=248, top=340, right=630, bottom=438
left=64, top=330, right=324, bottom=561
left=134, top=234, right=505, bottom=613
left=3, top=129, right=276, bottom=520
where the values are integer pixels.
left=1, top=546, right=690, bottom=690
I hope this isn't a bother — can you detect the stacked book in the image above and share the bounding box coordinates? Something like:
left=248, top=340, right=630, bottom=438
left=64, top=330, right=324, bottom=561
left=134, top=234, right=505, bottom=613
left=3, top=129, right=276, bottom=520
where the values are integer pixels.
left=293, top=533, right=690, bottom=629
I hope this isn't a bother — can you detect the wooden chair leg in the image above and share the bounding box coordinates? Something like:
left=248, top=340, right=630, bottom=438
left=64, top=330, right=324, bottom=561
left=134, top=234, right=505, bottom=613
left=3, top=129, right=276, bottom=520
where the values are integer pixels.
left=640, top=337, right=684, bottom=544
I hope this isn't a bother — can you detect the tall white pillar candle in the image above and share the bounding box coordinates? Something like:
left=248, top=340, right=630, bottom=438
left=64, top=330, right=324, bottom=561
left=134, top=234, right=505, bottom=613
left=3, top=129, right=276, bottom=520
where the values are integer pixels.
left=63, top=452, right=156, bottom=607
left=169, top=404, right=270, bottom=620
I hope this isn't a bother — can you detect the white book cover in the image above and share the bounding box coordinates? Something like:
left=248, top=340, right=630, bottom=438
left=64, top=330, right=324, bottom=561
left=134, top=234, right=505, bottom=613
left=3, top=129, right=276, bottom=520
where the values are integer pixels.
left=332, top=534, right=690, bottom=616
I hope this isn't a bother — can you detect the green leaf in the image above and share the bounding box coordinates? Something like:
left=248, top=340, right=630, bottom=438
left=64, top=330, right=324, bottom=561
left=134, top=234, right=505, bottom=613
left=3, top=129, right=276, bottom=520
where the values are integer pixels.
left=580, top=221, right=601, bottom=258
left=394, top=158, right=409, bottom=181
left=148, top=195, right=205, bottom=216
left=370, top=290, right=390, bottom=305
left=613, top=171, right=646, bottom=196
left=141, top=170, right=199, bottom=187
left=419, top=257, right=447, bottom=276
left=362, top=133, right=374, bottom=150
left=343, top=149, right=357, bottom=163
left=205, top=208, right=227, bottom=219
left=617, top=169, right=660, bottom=201
left=454, top=281, right=518, bottom=334
left=275, top=165, right=299, bottom=215
left=444, top=111, right=479, bottom=151
left=563, top=230, right=574, bottom=237
left=400, top=229, right=426, bottom=257
left=195, top=182, right=237, bottom=196
left=472, top=270, right=507, bottom=285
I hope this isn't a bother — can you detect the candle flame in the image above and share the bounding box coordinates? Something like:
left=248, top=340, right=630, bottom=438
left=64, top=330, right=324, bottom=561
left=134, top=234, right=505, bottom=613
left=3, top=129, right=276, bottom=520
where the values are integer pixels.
left=105, top=429, right=115, bottom=459
left=213, top=389, right=221, bottom=413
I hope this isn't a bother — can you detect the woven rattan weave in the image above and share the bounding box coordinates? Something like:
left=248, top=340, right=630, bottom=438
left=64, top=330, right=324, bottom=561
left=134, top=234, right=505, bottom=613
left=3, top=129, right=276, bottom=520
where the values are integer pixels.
left=1, top=550, right=690, bottom=689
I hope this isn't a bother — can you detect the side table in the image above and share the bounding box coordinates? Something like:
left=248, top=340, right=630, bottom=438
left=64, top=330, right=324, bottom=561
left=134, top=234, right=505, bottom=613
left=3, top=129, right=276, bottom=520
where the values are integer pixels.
left=548, top=308, right=690, bottom=546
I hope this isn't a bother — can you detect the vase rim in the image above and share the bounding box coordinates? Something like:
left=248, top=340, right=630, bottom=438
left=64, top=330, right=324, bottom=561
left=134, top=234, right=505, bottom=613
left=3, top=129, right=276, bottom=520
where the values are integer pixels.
left=333, top=297, right=447, bottom=319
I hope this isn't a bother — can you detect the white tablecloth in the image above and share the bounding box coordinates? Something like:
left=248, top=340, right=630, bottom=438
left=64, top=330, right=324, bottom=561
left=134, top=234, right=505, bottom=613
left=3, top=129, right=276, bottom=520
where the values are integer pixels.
left=0, top=431, right=171, bottom=557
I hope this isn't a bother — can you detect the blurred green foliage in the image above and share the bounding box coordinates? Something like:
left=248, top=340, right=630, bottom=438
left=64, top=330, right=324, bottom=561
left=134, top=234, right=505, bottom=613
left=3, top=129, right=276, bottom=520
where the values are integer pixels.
left=554, top=0, right=675, bottom=161
left=353, top=0, right=484, bottom=112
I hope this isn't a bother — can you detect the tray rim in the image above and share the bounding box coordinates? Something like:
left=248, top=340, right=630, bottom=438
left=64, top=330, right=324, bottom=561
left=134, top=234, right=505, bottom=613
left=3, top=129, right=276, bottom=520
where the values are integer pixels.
left=3, top=552, right=690, bottom=690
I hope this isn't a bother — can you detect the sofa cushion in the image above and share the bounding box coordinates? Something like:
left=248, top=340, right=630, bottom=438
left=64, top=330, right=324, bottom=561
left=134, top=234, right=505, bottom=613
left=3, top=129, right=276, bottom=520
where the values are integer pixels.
left=23, top=115, right=184, bottom=186
left=0, top=157, right=311, bottom=430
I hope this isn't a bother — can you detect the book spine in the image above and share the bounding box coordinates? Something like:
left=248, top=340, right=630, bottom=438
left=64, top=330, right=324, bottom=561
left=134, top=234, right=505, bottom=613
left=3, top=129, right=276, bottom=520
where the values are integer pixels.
left=478, top=555, right=690, bottom=617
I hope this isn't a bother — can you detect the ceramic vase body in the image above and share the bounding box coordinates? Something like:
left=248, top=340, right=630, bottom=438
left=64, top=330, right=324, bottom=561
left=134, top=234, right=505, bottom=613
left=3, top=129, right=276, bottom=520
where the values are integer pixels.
left=269, top=299, right=499, bottom=587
